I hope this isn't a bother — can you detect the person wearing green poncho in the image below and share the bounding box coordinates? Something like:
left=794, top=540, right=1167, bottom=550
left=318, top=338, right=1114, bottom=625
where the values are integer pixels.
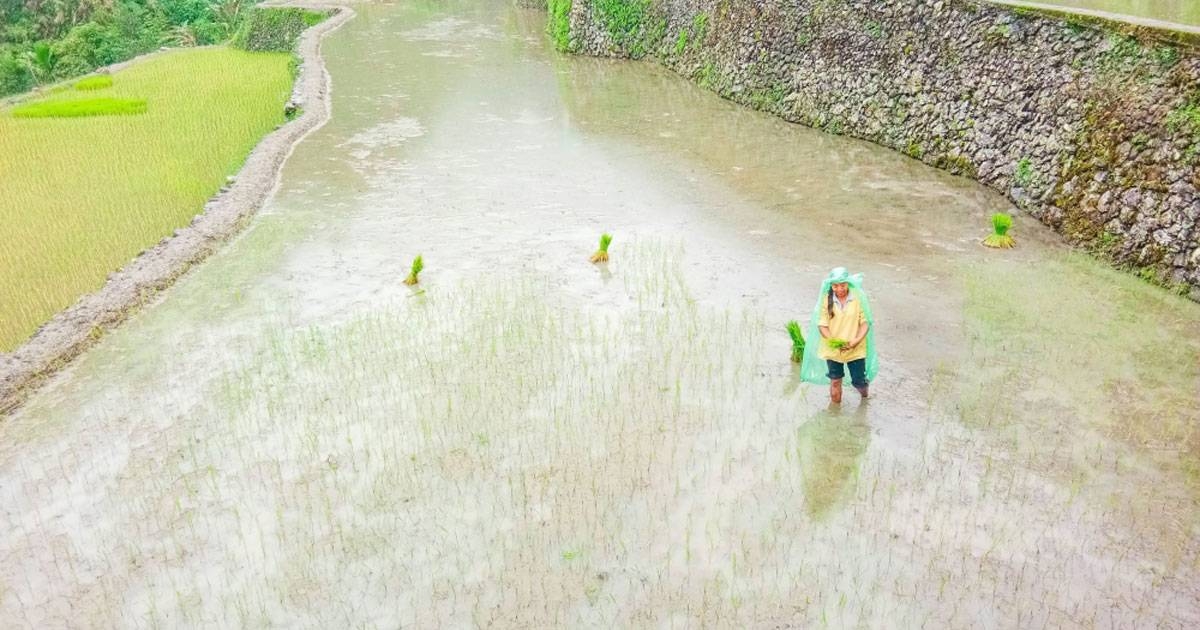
left=800, top=267, right=880, bottom=403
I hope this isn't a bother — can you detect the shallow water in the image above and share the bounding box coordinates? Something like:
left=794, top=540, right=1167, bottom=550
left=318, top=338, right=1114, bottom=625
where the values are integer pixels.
left=2, top=1, right=1198, bottom=628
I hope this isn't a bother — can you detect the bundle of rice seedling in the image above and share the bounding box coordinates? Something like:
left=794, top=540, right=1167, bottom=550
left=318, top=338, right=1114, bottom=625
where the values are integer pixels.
left=828, top=338, right=849, bottom=350
left=786, top=320, right=806, bottom=363
left=74, top=75, right=113, bottom=91
left=589, top=233, right=613, bottom=263
left=983, top=213, right=1015, bottom=248
left=403, top=254, right=424, bottom=285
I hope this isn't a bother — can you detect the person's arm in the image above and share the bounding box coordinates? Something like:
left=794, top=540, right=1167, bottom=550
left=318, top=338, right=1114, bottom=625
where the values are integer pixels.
left=819, top=325, right=831, bottom=339
left=849, top=322, right=868, bottom=348
left=848, top=305, right=868, bottom=348
left=818, top=297, right=831, bottom=339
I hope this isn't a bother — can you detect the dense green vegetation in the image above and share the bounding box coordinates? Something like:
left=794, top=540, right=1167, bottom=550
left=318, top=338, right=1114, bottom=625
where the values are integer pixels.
left=231, top=6, right=327, bottom=52
left=0, top=46, right=294, bottom=350
left=0, top=0, right=258, bottom=98
left=548, top=0, right=572, bottom=52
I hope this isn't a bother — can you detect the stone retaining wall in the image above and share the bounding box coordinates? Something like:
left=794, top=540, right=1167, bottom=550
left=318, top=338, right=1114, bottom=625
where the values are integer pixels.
left=560, top=0, right=1200, bottom=297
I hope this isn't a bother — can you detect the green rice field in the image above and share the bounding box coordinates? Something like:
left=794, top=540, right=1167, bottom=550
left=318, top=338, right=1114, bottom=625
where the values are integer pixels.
left=73, top=75, right=115, bottom=91
left=0, top=46, right=294, bottom=351
left=11, top=97, right=149, bottom=118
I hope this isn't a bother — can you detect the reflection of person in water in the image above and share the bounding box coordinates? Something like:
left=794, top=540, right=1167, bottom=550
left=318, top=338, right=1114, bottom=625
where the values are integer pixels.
left=800, top=267, right=879, bottom=404
left=794, top=403, right=870, bottom=520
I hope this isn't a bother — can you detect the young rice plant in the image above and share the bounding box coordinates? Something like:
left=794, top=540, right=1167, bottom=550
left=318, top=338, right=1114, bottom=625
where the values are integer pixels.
left=404, top=254, right=424, bottom=285
left=786, top=320, right=805, bottom=363
left=983, top=213, right=1015, bottom=249
left=590, top=233, right=613, bottom=263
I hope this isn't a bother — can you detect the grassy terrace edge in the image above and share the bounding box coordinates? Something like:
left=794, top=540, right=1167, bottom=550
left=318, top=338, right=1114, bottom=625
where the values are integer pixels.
left=0, top=3, right=357, bottom=416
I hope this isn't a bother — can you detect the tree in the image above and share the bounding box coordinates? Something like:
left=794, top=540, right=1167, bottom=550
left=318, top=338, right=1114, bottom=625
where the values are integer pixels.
left=24, top=40, right=56, bottom=82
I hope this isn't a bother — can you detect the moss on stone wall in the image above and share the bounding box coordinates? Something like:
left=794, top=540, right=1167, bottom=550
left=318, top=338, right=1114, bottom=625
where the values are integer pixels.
left=548, top=0, right=573, bottom=52
left=594, top=0, right=650, bottom=50
left=1166, top=89, right=1200, bottom=162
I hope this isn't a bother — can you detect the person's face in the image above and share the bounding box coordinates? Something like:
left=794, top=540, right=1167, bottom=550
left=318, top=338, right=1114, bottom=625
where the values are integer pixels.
left=832, top=282, right=849, bottom=299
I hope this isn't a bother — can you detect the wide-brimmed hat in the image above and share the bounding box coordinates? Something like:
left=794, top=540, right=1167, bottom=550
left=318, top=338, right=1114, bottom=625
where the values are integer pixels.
left=826, top=267, right=851, bottom=284
left=825, top=267, right=864, bottom=287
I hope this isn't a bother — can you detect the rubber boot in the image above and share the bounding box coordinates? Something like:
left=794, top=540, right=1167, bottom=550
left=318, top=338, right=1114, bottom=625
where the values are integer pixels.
left=830, top=378, right=843, bottom=404
left=855, top=384, right=869, bottom=399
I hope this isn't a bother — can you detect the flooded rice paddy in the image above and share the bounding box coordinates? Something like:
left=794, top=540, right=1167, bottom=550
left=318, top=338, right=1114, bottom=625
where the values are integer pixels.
left=2, top=1, right=1199, bottom=627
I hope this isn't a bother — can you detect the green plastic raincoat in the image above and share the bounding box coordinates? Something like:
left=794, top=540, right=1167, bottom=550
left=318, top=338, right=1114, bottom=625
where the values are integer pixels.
left=800, top=267, right=879, bottom=385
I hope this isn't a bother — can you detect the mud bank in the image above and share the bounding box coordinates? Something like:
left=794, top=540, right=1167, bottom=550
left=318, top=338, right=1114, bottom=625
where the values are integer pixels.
left=0, top=4, right=355, bottom=415
left=559, top=0, right=1200, bottom=298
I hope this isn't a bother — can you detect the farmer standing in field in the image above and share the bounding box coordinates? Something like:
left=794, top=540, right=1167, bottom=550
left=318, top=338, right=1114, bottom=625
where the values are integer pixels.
left=800, top=267, right=878, bottom=404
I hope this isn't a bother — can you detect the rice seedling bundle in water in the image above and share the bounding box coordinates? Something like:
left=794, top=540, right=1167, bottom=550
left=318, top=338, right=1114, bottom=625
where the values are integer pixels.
left=786, top=320, right=805, bottom=363
left=983, top=212, right=1015, bottom=249
left=404, top=254, right=424, bottom=285
left=590, top=233, right=613, bottom=263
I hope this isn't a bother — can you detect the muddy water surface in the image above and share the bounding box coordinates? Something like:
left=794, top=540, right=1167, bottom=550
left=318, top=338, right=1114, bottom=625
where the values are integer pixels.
left=2, top=1, right=1198, bottom=628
